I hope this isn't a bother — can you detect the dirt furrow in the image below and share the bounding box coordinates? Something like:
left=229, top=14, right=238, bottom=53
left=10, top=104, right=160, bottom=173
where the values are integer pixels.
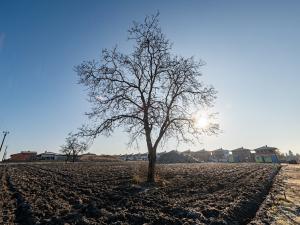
left=0, top=162, right=281, bottom=225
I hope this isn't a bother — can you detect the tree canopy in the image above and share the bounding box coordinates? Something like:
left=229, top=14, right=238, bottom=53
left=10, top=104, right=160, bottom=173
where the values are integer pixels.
left=61, top=133, right=88, bottom=162
left=76, top=13, right=218, bottom=182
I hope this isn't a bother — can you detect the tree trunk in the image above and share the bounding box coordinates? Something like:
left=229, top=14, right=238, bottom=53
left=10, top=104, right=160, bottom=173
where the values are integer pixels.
left=72, top=151, right=76, bottom=162
left=147, top=147, right=156, bottom=183
left=144, top=118, right=156, bottom=183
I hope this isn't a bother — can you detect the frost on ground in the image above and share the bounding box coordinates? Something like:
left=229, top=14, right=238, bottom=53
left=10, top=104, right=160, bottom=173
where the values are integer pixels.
left=252, top=164, right=300, bottom=225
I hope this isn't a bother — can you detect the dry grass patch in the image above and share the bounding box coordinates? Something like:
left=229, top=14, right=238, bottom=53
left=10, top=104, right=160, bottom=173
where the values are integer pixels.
left=131, top=162, right=168, bottom=186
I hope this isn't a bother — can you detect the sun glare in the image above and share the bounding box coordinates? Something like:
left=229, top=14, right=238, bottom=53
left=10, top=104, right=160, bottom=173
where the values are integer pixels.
left=194, top=111, right=209, bottom=129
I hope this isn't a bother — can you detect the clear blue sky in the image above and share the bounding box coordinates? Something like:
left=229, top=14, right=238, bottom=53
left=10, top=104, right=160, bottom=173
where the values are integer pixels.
left=1, top=0, right=299, bottom=157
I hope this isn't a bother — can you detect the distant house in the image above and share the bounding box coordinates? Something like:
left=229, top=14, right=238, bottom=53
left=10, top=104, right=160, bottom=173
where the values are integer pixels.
left=231, top=147, right=254, bottom=162
left=10, top=151, right=37, bottom=162
left=120, top=154, right=135, bottom=161
left=228, top=153, right=234, bottom=163
left=36, top=151, right=68, bottom=161
left=254, top=145, right=279, bottom=163
left=37, top=151, right=57, bottom=160
left=136, top=153, right=148, bottom=161
left=54, top=154, right=68, bottom=161
left=120, top=153, right=148, bottom=161
left=211, top=148, right=230, bottom=162
left=157, top=151, right=166, bottom=159
left=183, top=149, right=211, bottom=162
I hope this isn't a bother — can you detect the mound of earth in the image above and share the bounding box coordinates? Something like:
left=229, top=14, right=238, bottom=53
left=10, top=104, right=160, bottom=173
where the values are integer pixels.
left=157, top=150, right=199, bottom=164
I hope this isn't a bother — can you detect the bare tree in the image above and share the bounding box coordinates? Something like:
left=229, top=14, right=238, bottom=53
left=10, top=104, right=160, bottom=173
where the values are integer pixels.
left=61, top=133, right=88, bottom=162
left=76, top=13, right=219, bottom=182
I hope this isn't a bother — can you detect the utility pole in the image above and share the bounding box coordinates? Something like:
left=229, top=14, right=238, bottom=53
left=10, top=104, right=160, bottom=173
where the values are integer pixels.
left=0, top=131, right=9, bottom=154
left=2, top=145, right=7, bottom=161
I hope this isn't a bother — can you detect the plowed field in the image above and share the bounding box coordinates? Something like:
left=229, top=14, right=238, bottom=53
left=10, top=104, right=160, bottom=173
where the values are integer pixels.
left=0, top=162, right=280, bottom=225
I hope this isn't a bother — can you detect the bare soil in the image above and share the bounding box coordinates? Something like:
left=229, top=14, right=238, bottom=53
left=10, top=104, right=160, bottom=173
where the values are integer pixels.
left=0, top=162, right=280, bottom=225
